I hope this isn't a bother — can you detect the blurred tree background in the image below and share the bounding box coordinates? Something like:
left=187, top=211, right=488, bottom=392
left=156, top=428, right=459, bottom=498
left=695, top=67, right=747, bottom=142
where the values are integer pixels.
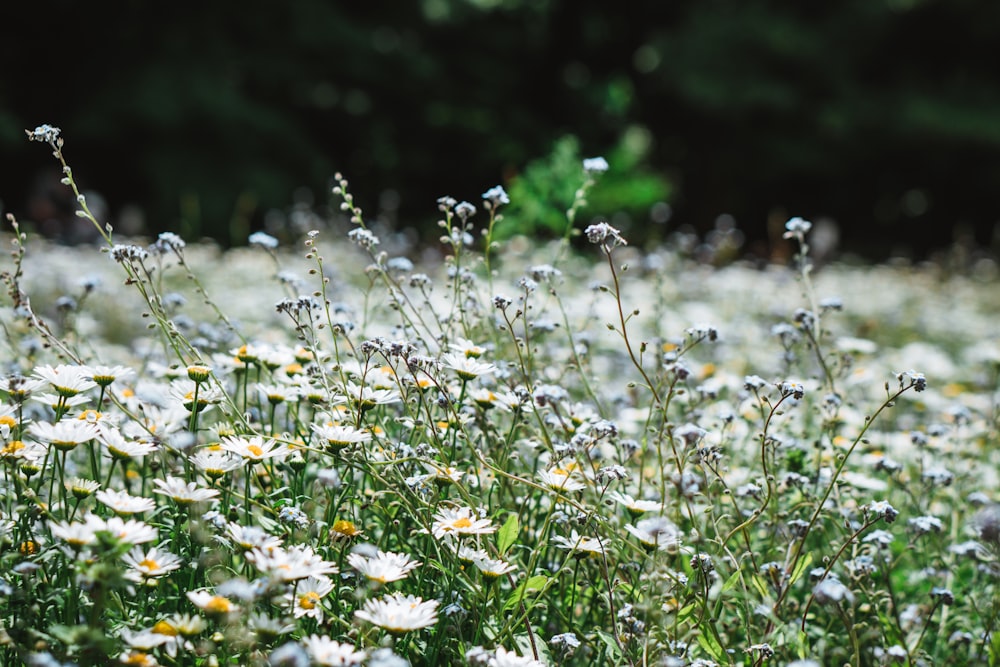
left=2, top=0, right=1000, bottom=258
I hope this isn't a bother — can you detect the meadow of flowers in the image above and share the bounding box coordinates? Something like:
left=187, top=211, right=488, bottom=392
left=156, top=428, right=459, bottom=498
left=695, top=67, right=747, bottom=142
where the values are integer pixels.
left=0, top=125, right=998, bottom=667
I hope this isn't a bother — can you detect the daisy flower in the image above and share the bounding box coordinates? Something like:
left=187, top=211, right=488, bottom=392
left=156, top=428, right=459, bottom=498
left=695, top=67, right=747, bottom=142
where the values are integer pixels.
left=354, top=592, right=439, bottom=633
left=85, top=364, right=136, bottom=388
left=225, top=523, right=283, bottom=552
left=28, top=420, right=100, bottom=452
left=537, top=468, right=587, bottom=493
left=33, top=364, right=97, bottom=397
left=301, top=635, right=366, bottom=667
left=469, top=387, right=519, bottom=411
left=96, top=488, right=156, bottom=515
left=551, top=530, right=606, bottom=557
left=187, top=589, right=240, bottom=617
left=284, top=576, right=335, bottom=620
left=456, top=545, right=489, bottom=564
left=257, top=382, right=299, bottom=405
left=344, top=382, right=400, bottom=411
left=152, top=476, right=220, bottom=506
left=190, top=450, right=242, bottom=480
left=49, top=514, right=105, bottom=548
left=448, top=337, right=487, bottom=358
left=430, top=506, right=496, bottom=540
left=31, top=393, right=91, bottom=411
left=492, top=646, right=546, bottom=667
left=122, top=546, right=184, bottom=582
left=311, top=422, right=372, bottom=451
left=168, top=379, right=223, bottom=413
left=99, top=427, right=159, bottom=460
left=66, top=477, right=101, bottom=499
left=220, top=435, right=292, bottom=462
left=100, top=516, right=158, bottom=545
left=471, top=555, right=517, bottom=579
left=624, top=517, right=683, bottom=553
left=441, top=353, right=496, bottom=381
left=0, top=375, right=48, bottom=402
left=609, top=491, right=663, bottom=517
left=246, top=544, right=338, bottom=582
left=347, top=549, right=421, bottom=584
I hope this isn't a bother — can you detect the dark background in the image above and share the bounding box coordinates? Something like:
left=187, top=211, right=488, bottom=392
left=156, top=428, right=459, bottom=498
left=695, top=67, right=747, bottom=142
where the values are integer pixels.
left=3, top=0, right=1000, bottom=259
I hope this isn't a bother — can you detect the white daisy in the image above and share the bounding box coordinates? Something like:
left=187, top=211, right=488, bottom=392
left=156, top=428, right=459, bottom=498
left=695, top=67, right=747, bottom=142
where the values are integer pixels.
left=33, top=364, right=97, bottom=397
left=122, top=546, right=184, bottom=582
left=347, top=549, right=421, bottom=584
left=152, top=476, right=220, bottom=506
left=284, top=576, right=334, bottom=620
left=301, top=635, right=366, bottom=666
left=246, top=544, right=338, bottom=582
left=220, top=435, right=292, bottom=462
left=430, top=506, right=496, bottom=540
left=354, top=592, right=438, bottom=633
left=96, top=488, right=156, bottom=515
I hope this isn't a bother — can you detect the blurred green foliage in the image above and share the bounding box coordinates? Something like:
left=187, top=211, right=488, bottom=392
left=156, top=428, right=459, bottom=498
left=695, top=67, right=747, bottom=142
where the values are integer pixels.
left=505, top=131, right=671, bottom=241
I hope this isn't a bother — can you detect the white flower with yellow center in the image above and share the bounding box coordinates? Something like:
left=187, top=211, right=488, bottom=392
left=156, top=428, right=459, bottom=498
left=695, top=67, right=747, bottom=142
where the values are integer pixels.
left=28, top=420, right=99, bottom=452
left=347, top=549, right=421, bottom=584
left=609, top=491, right=663, bottom=517
left=537, top=468, right=587, bottom=493
left=354, top=592, right=439, bottom=633
left=430, top=506, right=496, bottom=540
left=96, top=488, right=156, bottom=516
left=186, top=589, right=239, bottom=617
left=225, top=523, right=282, bottom=552
left=190, top=450, right=242, bottom=480
left=122, top=546, right=184, bottom=582
left=220, top=435, right=291, bottom=462
left=153, top=476, right=221, bottom=505
left=448, top=337, right=487, bottom=358
left=49, top=513, right=105, bottom=548
left=284, top=575, right=334, bottom=620
left=84, top=364, right=135, bottom=388
left=301, top=635, right=366, bottom=666
left=246, top=543, right=338, bottom=582
left=311, top=422, right=372, bottom=451
left=33, top=364, right=97, bottom=397
left=552, top=530, right=606, bottom=557
left=472, top=555, right=517, bottom=579
left=100, top=516, right=158, bottom=545
left=624, top=516, right=683, bottom=553
left=441, top=353, right=497, bottom=381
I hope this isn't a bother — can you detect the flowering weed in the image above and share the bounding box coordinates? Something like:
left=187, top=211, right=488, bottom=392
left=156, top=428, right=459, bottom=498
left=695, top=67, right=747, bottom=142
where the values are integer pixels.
left=0, top=126, right=997, bottom=666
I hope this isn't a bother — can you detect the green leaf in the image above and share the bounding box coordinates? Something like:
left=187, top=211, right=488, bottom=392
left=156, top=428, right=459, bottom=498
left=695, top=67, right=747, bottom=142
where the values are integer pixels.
left=595, top=629, right=623, bottom=662
left=503, top=574, right=549, bottom=612
left=695, top=629, right=727, bottom=663
left=497, top=513, right=519, bottom=556
left=721, top=567, right=743, bottom=594
left=789, top=552, right=814, bottom=586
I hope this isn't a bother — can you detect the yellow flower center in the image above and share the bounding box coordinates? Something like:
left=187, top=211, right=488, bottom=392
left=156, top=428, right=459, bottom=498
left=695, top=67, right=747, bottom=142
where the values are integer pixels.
left=332, top=520, right=361, bottom=537
left=152, top=620, right=178, bottom=636
left=139, top=558, right=160, bottom=571
left=299, top=591, right=320, bottom=610
left=0, top=415, right=16, bottom=428
left=205, top=596, right=233, bottom=614
left=1, top=440, right=25, bottom=456
left=452, top=517, right=473, bottom=529
left=247, top=444, right=264, bottom=457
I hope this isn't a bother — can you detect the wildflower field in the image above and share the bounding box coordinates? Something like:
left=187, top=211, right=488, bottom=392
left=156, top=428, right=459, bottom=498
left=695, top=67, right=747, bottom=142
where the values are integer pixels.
left=1, top=126, right=999, bottom=667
